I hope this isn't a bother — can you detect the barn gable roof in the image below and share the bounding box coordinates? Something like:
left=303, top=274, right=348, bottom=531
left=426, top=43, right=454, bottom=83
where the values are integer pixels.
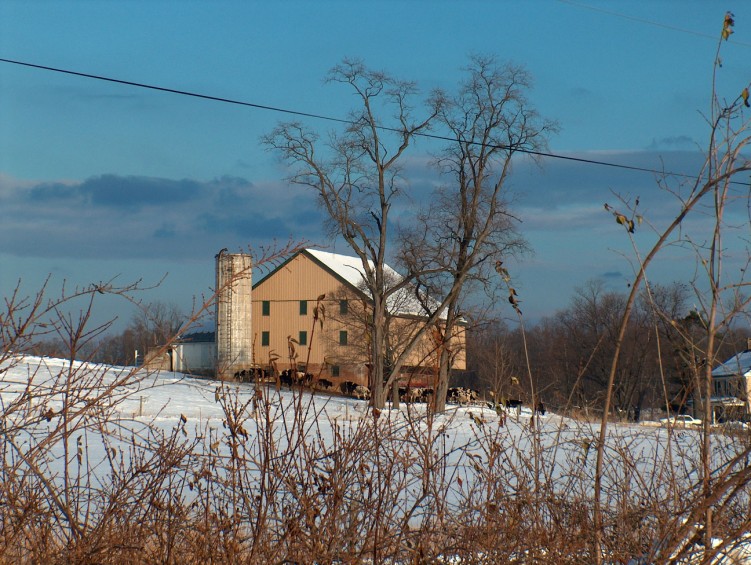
left=254, top=248, right=444, bottom=319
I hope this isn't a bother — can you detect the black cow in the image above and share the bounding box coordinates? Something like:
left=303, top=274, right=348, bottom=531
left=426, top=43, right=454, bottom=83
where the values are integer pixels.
left=340, top=381, right=358, bottom=396
left=280, top=370, right=295, bottom=388
left=317, top=378, right=334, bottom=390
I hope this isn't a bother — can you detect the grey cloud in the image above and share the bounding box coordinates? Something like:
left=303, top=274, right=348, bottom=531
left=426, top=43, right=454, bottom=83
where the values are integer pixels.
left=599, top=271, right=624, bottom=280
left=28, top=182, right=83, bottom=202
left=79, top=175, right=203, bottom=209
left=195, top=211, right=289, bottom=239
left=569, top=86, right=594, bottom=99
left=25, top=175, right=204, bottom=210
left=647, top=136, right=698, bottom=151
left=153, top=224, right=177, bottom=239
left=513, top=149, right=710, bottom=217
left=234, top=159, right=254, bottom=170
left=2, top=173, right=320, bottom=261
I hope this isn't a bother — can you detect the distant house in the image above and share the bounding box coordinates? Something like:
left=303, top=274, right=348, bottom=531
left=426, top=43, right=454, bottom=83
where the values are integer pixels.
left=143, top=332, right=216, bottom=377
left=251, top=248, right=466, bottom=387
left=710, top=343, right=751, bottom=422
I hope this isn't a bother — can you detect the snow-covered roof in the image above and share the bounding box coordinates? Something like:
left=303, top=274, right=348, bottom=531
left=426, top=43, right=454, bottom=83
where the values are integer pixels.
left=306, top=248, right=444, bottom=319
left=306, top=249, right=399, bottom=290
left=712, top=350, right=751, bottom=378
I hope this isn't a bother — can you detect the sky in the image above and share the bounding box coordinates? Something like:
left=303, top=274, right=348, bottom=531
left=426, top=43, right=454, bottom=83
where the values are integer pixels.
left=2, top=1, right=751, bottom=334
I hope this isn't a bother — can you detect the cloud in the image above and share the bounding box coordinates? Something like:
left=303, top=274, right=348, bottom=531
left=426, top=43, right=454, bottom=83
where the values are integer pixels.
left=153, top=223, right=177, bottom=239
left=27, top=175, right=205, bottom=210
left=3, top=146, right=745, bottom=314
left=599, top=271, right=624, bottom=280
left=512, top=149, right=715, bottom=225
left=81, top=175, right=203, bottom=209
left=1, top=173, right=321, bottom=261
left=569, top=86, right=594, bottom=98
left=27, top=181, right=82, bottom=202
left=646, top=136, right=698, bottom=151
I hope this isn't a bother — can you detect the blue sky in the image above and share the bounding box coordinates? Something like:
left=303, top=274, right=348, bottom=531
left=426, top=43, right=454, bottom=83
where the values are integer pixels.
left=1, top=1, right=750, bottom=332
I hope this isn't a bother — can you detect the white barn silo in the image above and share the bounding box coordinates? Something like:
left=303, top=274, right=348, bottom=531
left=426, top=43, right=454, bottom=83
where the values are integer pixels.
left=215, top=249, right=253, bottom=379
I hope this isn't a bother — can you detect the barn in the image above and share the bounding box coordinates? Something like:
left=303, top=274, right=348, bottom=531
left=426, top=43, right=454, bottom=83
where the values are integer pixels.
left=251, top=248, right=466, bottom=387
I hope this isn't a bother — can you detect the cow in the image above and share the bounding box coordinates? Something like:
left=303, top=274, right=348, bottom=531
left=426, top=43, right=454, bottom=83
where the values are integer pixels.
left=279, top=370, right=295, bottom=388
left=316, top=378, right=334, bottom=391
left=340, top=381, right=359, bottom=396
left=401, top=387, right=425, bottom=404
left=235, top=367, right=270, bottom=383
left=447, top=387, right=479, bottom=406
left=535, top=401, right=546, bottom=416
left=353, top=385, right=371, bottom=401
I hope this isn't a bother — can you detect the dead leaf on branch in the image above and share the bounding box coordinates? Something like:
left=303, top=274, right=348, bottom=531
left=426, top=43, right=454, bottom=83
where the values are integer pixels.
left=605, top=203, right=636, bottom=234
left=495, top=260, right=511, bottom=282
left=508, top=288, right=522, bottom=315
left=615, top=214, right=635, bottom=233
left=723, top=11, right=735, bottom=41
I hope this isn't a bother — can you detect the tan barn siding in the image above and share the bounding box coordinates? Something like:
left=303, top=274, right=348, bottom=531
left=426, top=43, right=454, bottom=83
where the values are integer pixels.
left=252, top=253, right=360, bottom=380
left=379, top=316, right=467, bottom=373
left=252, top=250, right=466, bottom=386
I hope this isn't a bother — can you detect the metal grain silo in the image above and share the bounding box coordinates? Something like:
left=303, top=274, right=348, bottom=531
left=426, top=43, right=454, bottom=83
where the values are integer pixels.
left=215, top=250, right=253, bottom=379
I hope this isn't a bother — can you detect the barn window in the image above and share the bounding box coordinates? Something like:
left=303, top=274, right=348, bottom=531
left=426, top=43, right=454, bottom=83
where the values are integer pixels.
left=262, top=301, right=270, bottom=316
left=300, top=300, right=307, bottom=315
left=339, top=330, right=348, bottom=346
left=299, top=331, right=307, bottom=346
left=261, top=331, right=270, bottom=346
left=340, top=300, right=348, bottom=315
left=332, top=365, right=340, bottom=377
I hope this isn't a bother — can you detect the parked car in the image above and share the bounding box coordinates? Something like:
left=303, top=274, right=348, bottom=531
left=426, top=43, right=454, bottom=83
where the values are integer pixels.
left=660, top=415, right=702, bottom=427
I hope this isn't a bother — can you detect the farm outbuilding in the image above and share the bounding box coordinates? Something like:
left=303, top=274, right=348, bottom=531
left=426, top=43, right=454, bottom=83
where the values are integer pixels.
left=141, top=335, right=215, bottom=376
left=710, top=342, right=751, bottom=423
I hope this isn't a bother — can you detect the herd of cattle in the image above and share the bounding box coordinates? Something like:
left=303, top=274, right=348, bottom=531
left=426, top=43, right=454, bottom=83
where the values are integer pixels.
left=325, top=379, right=485, bottom=406
left=234, top=368, right=492, bottom=406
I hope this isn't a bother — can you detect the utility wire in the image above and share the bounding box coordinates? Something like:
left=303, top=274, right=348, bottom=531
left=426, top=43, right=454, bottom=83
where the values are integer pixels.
left=0, top=56, right=731, bottom=185
left=0, top=57, right=351, bottom=125
left=556, top=0, right=751, bottom=48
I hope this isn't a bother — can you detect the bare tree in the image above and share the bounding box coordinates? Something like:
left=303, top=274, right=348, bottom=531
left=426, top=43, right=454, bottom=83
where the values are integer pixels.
left=128, top=301, right=185, bottom=354
left=264, top=59, right=446, bottom=409
left=466, top=320, right=524, bottom=401
left=399, top=55, right=556, bottom=411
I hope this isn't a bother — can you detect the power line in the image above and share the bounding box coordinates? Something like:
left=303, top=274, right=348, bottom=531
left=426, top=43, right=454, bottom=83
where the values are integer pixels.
left=0, top=57, right=350, bottom=125
left=556, top=0, right=751, bottom=49
left=0, top=56, right=727, bottom=185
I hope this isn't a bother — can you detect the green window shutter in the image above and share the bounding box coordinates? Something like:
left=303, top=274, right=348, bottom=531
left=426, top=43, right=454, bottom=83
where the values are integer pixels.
left=261, top=331, right=270, bottom=346
left=339, top=330, right=348, bottom=346
left=340, top=300, right=348, bottom=315
left=299, top=330, right=307, bottom=346
left=300, top=300, right=307, bottom=315
left=332, top=365, right=340, bottom=377
left=262, top=301, right=270, bottom=316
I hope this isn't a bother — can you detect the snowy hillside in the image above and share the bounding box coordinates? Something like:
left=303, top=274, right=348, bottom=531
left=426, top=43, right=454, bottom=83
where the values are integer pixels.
left=2, top=355, right=751, bottom=563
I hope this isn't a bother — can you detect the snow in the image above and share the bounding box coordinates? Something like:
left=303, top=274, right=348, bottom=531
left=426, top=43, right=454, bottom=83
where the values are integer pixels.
left=712, top=349, right=751, bottom=377
left=306, top=248, right=445, bottom=318
left=3, top=355, right=751, bottom=563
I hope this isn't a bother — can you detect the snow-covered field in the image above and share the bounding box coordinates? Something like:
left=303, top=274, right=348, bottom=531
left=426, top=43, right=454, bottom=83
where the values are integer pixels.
left=3, top=355, right=751, bottom=563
